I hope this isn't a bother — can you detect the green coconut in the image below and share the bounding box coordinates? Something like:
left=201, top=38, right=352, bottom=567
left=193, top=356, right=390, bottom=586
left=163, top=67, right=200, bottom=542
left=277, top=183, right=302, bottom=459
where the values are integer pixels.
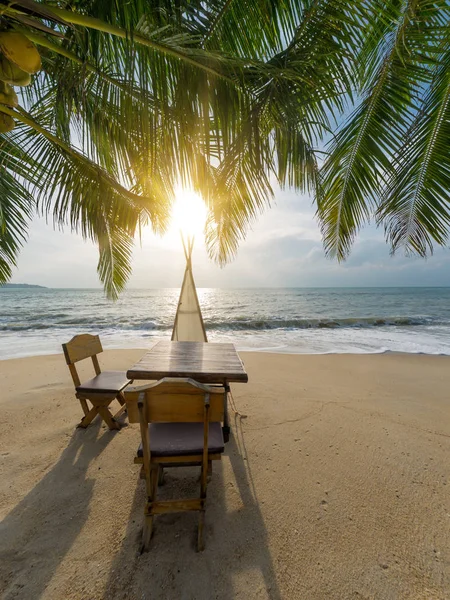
left=0, top=54, right=31, bottom=86
left=0, top=32, right=41, bottom=74
left=0, top=81, right=18, bottom=107
left=0, top=112, right=15, bottom=133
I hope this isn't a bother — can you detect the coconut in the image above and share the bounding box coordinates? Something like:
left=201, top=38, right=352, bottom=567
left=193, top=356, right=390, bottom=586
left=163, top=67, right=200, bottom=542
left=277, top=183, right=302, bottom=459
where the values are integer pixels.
left=0, top=112, right=15, bottom=133
left=0, top=32, right=41, bottom=74
left=0, top=54, right=31, bottom=86
left=0, top=81, right=18, bottom=107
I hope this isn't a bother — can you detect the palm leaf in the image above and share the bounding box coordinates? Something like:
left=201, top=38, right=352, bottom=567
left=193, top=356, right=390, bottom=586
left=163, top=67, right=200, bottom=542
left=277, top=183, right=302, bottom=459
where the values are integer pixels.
left=379, top=46, right=450, bottom=255
left=0, top=167, right=33, bottom=281
left=318, top=0, right=446, bottom=260
left=1, top=0, right=449, bottom=295
left=0, top=108, right=167, bottom=297
left=97, top=222, right=134, bottom=300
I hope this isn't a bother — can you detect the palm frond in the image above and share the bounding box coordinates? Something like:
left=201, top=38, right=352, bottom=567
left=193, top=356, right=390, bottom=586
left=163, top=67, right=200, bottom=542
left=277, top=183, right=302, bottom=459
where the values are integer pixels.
left=200, top=0, right=304, bottom=57
left=205, top=144, right=274, bottom=264
left=2, top=0, right=450, bottom=294
left=318, top=0, right=446, bottom=260
left=0, top=109, right=167, bottom=297
left=0, top=167, right=33, bottom=281
left=97, top=222, right=134, bottom=300
left=379, top=46, right=450, bottom=255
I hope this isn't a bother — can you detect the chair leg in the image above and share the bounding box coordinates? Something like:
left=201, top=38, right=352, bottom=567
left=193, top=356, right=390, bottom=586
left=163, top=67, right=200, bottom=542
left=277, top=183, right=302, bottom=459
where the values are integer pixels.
left=207, top=460, right=212, bottom=483
left=78, top=406, right=98, bottom=428
left=152, top=465, right=159, bottom=496
left=79, top=398, right=90, bottom=416
left=141, top=465, right=159, bottom=552
left=158, top=468, right=165, bottom=486
left=197, top=510, right=205, bottom=552
left=112, top=393, right=127, bottom=420
left=113, top=403, right=127, bottom=420
left=98, top=406, right=120, bottom=430
left=141, top=513, right=153, bottom=553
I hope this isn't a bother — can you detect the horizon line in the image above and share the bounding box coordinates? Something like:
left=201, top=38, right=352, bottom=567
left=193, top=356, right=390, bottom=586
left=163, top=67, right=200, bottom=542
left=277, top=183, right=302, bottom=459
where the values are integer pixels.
left=4, top=284, right=450, bottom=290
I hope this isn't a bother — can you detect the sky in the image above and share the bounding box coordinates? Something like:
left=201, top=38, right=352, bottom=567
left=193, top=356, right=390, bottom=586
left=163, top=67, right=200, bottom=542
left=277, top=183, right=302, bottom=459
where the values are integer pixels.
left=10, top=184, right=450, bottom=289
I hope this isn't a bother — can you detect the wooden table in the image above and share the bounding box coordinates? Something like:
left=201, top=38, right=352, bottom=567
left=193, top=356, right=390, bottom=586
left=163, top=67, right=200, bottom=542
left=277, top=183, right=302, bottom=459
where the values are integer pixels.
left=127, top=341, right=248, bottom=439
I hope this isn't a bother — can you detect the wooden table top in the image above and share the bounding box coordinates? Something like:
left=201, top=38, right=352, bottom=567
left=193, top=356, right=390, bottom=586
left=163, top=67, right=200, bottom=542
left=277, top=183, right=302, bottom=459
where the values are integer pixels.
left=127, top=341, right=248, bottom=383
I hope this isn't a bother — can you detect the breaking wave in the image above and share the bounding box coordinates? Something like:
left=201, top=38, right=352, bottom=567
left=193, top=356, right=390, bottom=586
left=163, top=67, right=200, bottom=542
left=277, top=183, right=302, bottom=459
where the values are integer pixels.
left=206, top=316, right=439, bottom=330
left=0, top=315, right=443, bottom=332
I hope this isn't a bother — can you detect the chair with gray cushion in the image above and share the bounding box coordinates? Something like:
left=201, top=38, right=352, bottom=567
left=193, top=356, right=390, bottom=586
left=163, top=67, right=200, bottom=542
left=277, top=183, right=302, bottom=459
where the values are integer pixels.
left=136, top=377, right=226, bottom=552
left=62, top=334, right=131, bottom=430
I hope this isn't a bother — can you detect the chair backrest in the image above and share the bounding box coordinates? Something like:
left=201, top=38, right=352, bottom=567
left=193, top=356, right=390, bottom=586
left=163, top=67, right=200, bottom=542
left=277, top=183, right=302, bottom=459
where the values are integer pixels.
left=138, top=378, right=225, bottom=424
left=62, top=334, right=103, bottom=388
left=62, top=334, right=103, bottom=364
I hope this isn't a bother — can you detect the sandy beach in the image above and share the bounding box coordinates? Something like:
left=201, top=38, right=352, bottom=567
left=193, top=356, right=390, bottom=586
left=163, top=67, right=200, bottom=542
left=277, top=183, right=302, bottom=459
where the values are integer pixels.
left=1, top=350, right=449, bottom=600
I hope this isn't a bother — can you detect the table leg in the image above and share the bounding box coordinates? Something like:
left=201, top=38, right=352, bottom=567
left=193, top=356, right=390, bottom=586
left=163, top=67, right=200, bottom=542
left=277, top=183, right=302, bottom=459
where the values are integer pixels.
left=223, top=383, right=230, bottom=443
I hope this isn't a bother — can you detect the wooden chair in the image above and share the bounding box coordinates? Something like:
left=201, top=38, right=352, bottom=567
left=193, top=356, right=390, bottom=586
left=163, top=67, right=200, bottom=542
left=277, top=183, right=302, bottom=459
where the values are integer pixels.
left=137, top=378, right=226, bottom=552
left=62, top=334, right=132, bottom=430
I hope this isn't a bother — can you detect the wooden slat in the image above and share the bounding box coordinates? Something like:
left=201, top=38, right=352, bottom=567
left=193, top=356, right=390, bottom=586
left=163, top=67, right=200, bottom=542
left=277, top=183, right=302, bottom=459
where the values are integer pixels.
left=126, top=341, right=248, bottom=383
left=151, top=499, right=202, bottom=514
left=123, top=389, right=142, bottom=423
left=91, top=354, right=101, bottom=375
left=144, top=381, right=224, bottom=423
left=75, top=392, right=117, bottom=405
left=125, top=381, right=225, bottom=424
left=68, top=363, right=81, bottom=388
left=134, top=453, right=222, bottom=465
left=112, top=404, right=127, bottom=420
left=124, top=382, right=163, bottom=423
left=148, top=393, right=223, bottom=422
left=62, top=334, right=103, bottom=364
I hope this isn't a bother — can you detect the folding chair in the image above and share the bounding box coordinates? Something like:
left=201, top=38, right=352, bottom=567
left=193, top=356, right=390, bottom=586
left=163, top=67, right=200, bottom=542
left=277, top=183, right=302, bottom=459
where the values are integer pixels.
left=137, top=378, right=226, bottom=552
left=62, top=334, right=131, bottom=430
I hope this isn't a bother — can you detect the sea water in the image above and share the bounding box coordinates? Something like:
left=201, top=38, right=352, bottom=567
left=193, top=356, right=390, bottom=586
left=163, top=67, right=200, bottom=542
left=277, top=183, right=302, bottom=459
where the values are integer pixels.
left=1, top=287, right=450, bottom=359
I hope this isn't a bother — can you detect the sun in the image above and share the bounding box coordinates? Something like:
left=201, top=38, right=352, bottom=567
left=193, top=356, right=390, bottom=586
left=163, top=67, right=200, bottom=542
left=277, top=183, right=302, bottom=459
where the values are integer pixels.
left=169, top=187, right=207, bottom=238
left=138, top=187, right=207, bottom=248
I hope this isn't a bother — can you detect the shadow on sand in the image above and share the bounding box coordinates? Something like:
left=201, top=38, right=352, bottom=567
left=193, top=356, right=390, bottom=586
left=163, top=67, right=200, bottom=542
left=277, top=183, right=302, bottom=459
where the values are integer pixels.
left=0, top=421, right=117, bottom=599
left=104, top=414, right=281, bottom=599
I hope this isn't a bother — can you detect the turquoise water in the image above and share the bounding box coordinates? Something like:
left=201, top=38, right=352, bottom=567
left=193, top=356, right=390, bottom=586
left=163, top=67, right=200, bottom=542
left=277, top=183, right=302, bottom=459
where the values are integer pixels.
left=1, top=287, right=450, bottom=359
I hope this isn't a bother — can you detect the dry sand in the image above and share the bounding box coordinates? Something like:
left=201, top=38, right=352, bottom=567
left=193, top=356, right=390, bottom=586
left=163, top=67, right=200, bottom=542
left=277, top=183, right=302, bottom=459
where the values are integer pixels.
left=0, top=350, right=449, bottom=600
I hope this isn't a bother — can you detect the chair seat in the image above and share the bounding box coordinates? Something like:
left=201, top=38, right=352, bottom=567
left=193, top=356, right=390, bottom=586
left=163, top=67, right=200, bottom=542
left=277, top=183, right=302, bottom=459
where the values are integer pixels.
left=137, top=422, right=224, bottom=458
left=76, top=371, right=131, bottom=395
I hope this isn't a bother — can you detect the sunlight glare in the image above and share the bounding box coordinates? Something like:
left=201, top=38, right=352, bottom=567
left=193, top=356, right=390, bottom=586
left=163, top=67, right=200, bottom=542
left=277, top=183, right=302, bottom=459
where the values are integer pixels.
left=138, top=187, right=208, bottom=249
left=169, top=188, right=207, bottom=237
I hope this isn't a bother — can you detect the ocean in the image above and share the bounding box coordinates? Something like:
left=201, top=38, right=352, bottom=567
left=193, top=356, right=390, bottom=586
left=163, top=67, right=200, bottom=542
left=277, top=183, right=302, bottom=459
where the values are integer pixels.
left=1, top=287, right=450, bottom=359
